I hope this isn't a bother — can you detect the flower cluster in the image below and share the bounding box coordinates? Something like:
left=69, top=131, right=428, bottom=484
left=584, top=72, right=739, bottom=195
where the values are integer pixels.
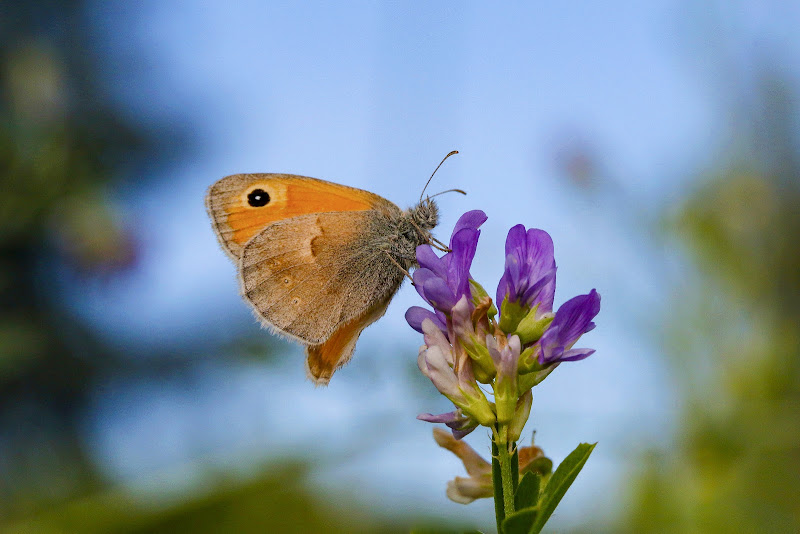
left=407, top=211, right=600, bottom=443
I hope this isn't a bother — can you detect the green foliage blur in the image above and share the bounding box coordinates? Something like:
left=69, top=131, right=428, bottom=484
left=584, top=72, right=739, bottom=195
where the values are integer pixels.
left=0, top=1, right=146, bottom=523
left=3, top=2, right=798, bottom=533
left=0, top=3, right=460, bottom=533
left=615, top=69, right=800, bottom=532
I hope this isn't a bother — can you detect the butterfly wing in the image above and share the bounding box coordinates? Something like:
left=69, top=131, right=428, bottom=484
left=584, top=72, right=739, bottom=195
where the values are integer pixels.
left=239, top=210, right=406, bottom=385
left=206, top=173, right=392, bottom=261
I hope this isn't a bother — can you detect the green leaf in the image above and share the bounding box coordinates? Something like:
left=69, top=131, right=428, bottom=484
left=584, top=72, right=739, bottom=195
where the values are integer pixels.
left=491, top=439, right=505, bottom=533
left=529, top=442, right=596, bottom=534
left=514, top=471, right=541, bottom=510
left=502, top=507, right=538, bottom=534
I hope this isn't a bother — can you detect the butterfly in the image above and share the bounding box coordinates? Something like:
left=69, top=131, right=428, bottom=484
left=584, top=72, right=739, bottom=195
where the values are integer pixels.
left=205, top=157, right=457, bottom=385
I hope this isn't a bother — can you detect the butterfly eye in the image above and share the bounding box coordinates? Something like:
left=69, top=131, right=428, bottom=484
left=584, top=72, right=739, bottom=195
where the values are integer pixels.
left=247, top=188, right=270, bottom=207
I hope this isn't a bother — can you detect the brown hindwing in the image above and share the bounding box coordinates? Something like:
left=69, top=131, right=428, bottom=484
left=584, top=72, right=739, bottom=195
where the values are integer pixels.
left=238, top=211, right=406, bottom=382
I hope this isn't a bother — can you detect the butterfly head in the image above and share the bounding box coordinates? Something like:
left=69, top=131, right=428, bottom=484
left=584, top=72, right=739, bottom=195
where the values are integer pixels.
left=410, top=196, right=440, bottom=234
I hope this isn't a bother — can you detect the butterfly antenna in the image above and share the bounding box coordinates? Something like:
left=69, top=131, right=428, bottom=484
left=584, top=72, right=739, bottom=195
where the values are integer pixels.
left=427, top=188, right=467, bottom=200
left=420, top=150, right=459, bottom=203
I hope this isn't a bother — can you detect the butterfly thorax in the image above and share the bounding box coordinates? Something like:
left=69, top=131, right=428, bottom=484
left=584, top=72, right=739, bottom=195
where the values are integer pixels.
left=377, top=198, right=439, bottom=271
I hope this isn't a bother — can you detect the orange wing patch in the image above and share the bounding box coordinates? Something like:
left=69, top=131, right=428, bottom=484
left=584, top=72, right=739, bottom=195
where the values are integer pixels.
left=206, top=174, right=392, bottom=260
left=304, top=294, right=392, bottom=386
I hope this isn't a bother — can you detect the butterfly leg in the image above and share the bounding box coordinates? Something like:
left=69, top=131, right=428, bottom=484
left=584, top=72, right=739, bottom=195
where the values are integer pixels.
left=429, top=236, right=451, bottom=253
left=408, top=219, right=451, bottom=253
left=383, top=251, right=414, bottom=282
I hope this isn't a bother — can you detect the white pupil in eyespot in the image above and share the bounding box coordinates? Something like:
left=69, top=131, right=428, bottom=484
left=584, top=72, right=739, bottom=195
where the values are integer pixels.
left=247, top=189, right=270, bottom=207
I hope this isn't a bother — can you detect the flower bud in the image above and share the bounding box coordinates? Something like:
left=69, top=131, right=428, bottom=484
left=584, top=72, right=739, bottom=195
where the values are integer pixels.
left=461, top=338, right=495, bottom=383
left=513, top=304, right=554, bottom=345
left=469, top=279, right=497, bottom=318
left=498, top=297, right=527, bottom=334
left=507, top=389, right=533, bottom=443
left=451, top=296, right=495, bottom=382
left=517, top=363, right=560, bottom=394
left=487, top=334, right=520, bottom=424
left=456, top=359, right=497, bottom=426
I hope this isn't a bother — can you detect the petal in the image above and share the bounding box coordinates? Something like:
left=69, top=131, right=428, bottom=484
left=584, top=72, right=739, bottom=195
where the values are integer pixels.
left=497, top=335, right=520, bottom=378
left=418, top=411, right=460, bottom=423
left=524, top=229, right=555, bottom=282
left=520, top=266, right=556, bottom=311
left=551, top=289, right=601, bottom=347
left=538, top=324, right=560, bottom=350
left=423, top=346, right=461, bottom=399
left=405, top=306, right=443, bottom=333
left=432, top=427, right=492, bottom=477
left=536, top=275, right=556, bottom=314
left=415, top=245, right=447, bottom=277
left=446, top=480, right=477, bottom=504
left=485, top=334, right=501, bottom=366
left=419, top=411, right=478, bottom=439
left=449, top=420, right=479, bottom=439
left=422, top=277, right=458, bottom=312
left=495, top=271, right=511, bottom=309
left=422, top=318, right=453, bottom=364
left=412, top=268, right=439, bottom=301
left=506, top=225, right=528, bottom=287
left=447, top=476, right=494, bottom=503
left=559, top=348, right=595, bottom=361
left=504, top=224, right=527, bottom=259
left=506, top=253, right=522, bottom=290
left=546, top=345, right=565, bottom=363
left=417, top=345, right=431, bottom=377
left=451, top=210, right=488, bottom=244
left=456, top=356, right=479, bottom=395
left=435, top=310, right=449, bottom=335
left=447, top=228, right=480, bottom=298
left=496, top=226, right=558, bottom=312
left=450, top=295, right=473, bottom=338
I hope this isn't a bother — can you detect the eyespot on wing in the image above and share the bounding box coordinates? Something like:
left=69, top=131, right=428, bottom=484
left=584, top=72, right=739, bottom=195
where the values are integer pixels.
left=206, top=174, right=396, bottom=260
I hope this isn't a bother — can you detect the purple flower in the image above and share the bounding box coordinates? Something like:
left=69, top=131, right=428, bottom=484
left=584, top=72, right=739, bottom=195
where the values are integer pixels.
left=405, top=305, right=447, bottom=335
left=537, top=289, right=601, bottom=365
left=496, top=225, right=556, bottom=314
left=417, top=410, right=479, bottom=439
left=411, top=211, right=602, bottom=443
left=416, top=319, right=496, bottom=427
left=405, top=210, right=487, bottom=333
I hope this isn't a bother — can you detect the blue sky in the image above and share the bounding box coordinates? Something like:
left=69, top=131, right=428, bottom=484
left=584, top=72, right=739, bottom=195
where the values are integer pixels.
left=56, top=1, right=800, bottom=529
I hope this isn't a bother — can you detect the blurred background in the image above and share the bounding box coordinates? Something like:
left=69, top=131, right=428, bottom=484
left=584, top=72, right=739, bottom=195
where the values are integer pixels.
left=1, top=1, right=799, bottom=532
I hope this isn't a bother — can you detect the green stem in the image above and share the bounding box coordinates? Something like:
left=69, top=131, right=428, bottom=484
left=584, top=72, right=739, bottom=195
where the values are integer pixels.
left=492, top=425, right=516, bottom=532
left=492, top=439, right=504, bottom=534
left=494, top=425, right=516, bottom=521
